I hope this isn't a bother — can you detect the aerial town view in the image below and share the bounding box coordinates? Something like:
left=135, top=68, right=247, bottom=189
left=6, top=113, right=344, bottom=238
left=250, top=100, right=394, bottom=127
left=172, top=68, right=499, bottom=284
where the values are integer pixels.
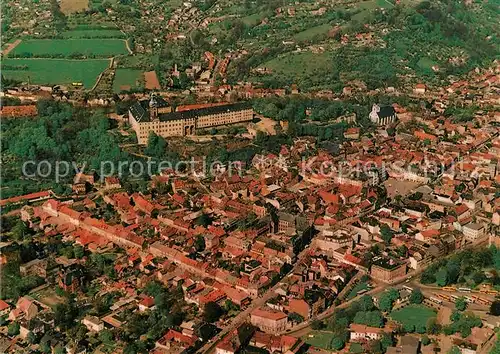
left=0, top=0, right=499, bottom=353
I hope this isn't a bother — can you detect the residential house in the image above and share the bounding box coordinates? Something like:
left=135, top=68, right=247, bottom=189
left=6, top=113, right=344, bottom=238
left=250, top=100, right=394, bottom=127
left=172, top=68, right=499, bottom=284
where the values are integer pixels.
left=250, top=308, right=288, bottom=334
left=10, top=297, right=38, bottom=321
left=82, top=316, right=104, bottom=332
left=350, top=324, right=391, bottom=341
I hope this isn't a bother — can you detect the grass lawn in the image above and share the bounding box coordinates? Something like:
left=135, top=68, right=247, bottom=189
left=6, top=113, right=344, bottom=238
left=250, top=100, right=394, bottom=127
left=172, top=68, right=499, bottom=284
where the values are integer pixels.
left=10, top=39, right=128, bottom=57
left=62, top=29, right=125, bottom=38
left=2, top=58, right=110, bottom=88
left=390, top=304, right=437, bottom=329
left=376, top=0, right=395, bottom=8
left=348, top=0, right=395, bottom=22
left=113, top=68, right=144, bottom=92
left=350, top=342, right=365, bottom=353
left=293, top=24, right=331, bottom=41
left=346, top=281, right=370, bottom=300
left=32, top=288, right=65, bottom=308
left=303, top=331, right=337, bottom=350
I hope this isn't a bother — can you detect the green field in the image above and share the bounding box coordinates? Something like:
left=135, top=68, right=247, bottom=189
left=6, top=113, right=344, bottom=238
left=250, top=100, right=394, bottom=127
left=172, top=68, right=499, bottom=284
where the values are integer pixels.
left=251, top=51, right=335, bottom=89
left=349, top=0, right=395, bottom=22
left=303, top=331, right=338, bottom=350
left=113, top=68, right=144, bottom=92
left=62, top=29, right=125, bottom=38
left=293, top=24, right=331, bottom=42
left=416, top=57, right=438, bottom=73
left=10, top=39, right=128, bottom=57
left=241, top=12, right=266, bottom=26
left=390, top=305, right=436, bottom=330
left=2, top=58, right=110, bottom=88
left=260, top=52, right=332, bottom=76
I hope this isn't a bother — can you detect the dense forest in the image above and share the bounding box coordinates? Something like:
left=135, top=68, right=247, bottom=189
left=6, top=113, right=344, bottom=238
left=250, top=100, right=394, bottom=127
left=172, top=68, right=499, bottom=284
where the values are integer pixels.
left=1, top=100, right=130, bottom=197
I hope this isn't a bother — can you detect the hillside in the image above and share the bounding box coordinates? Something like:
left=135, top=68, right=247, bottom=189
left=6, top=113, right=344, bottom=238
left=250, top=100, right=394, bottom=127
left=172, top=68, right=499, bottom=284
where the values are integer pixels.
left=2, top=0, right=498, bottom=93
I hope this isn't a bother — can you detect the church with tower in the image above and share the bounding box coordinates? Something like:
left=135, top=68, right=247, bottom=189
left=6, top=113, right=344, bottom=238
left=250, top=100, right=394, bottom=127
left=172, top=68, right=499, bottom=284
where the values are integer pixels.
left=369, top=104, right=397, bottom=125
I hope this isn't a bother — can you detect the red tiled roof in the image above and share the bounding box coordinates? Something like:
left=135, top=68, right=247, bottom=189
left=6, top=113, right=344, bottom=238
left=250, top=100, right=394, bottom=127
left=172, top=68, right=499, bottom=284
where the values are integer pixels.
left=199, top=289, right=226, bottom=304
left=163, top=329, right=198, bottom=347
left=176, top=102, right=228, bottom=112
left=0, top=190, right=51, bottom=206
left=456, top=204, right=469, bottom=215
left=288, top=298, right=309, bottom=319
left=318, top=190, right=340, bottom=204
left=251, top=308, right=287, bottom=321
left=350, top=323, right=390, bottom=334
left=0, top=300, right=10, bottom=311
left=0, top=105, right=38, bottom=117
left=420, top=229, right=440, bottom=238
left=344, top=254, right=361, bottom=264
left=139, top=296, right=155, bottom=308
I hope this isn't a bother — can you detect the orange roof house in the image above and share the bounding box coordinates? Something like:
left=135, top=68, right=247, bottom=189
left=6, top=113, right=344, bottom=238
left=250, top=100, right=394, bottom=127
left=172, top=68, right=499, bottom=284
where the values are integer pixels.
left=414, top=130, right=438, bottom=142
left=287, top=299, right=310, bottom=320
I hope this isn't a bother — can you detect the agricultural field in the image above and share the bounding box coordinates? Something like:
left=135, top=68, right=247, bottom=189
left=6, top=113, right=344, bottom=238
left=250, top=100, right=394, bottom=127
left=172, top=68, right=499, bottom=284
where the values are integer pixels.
left=113, top=68, right=144, bottom=92
left=62, top=29, right=125, bottom=38
left=60, top=0, right=89, bottom=14
left=2, top=58, right=110, bottom=88
left=390, top=304, right=437, bottom=331
left=116, top=54, right=159, bottom=69
left=9, top=39, right=128, bottom=58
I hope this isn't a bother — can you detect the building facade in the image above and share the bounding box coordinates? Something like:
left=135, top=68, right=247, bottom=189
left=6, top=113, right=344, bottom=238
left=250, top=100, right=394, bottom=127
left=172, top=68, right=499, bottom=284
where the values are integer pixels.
left=462, top=223, right=486, bottom=241
left=128, top=97, right=254, bottom=144
left=250, top=308, right=288, bottom=334
left=350, top=324, right=390, bottom=341
left=370, top=262, right=407, bottom=283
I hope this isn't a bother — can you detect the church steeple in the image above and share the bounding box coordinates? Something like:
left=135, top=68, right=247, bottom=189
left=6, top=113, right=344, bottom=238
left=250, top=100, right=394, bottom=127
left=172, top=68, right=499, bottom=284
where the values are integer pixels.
left=149, top=93, right=159, bottom=121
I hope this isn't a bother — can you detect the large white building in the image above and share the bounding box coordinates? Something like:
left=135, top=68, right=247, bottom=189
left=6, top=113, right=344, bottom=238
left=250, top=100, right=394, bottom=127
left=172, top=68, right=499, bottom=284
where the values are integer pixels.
left=462, top=222, right=486, bottom=241
left=128, top=96, right=254, bottom=144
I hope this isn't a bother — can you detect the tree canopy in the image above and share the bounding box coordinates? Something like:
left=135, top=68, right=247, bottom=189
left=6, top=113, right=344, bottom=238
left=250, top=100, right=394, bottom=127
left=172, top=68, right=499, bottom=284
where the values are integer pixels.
left=203, top=301, right=224, bottom=323
left=378, top=288, right=399, bottom=312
